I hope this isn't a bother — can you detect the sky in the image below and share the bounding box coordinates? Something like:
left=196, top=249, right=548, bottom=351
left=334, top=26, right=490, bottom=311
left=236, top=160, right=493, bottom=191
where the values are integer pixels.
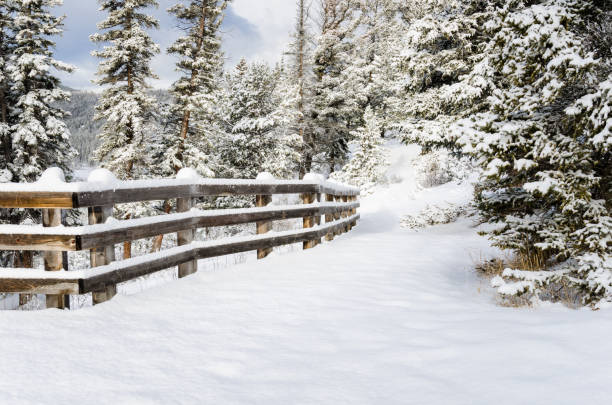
left=54, top=0, right=297, bottom=90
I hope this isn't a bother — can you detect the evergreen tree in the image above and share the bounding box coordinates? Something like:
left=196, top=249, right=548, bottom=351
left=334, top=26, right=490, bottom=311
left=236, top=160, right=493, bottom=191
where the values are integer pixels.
left=91, top=0, right=160, bottom=180
left=331, top=106, right=388, bottom=192
left=312, top=0, right=360, bottom=172
left=160, top=0, right=230, bottom=177
left=0, top=0, right=16, bottom=183
left=286, top=0, right=315, bottom=178
left=392, top=0, right=497, bottom=152
left=7, top=0, right=76, bottom=184
left=219, top=60, right=279, bottom=179
left=456, top=0, right=612, bottom=305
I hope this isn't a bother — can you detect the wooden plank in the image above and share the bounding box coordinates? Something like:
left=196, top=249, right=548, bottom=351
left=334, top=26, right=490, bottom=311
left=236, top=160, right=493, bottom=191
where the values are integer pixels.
left=0, top=215, right=360, bottom=296
left=74, top=183, right=321, bottom=208
left=0, top=192, right=75, bottom=209
left=0, top=233, right=77, bottom=251
left=79, top=215, right=360, bottom=294
left=0, top=203, right=360, bottom=252
left=0, top=182, right=359, bottom=209
left=43, top=208, right=69, bottom=309
left=0, top=277, right=80, bottom=294
left=89, top=205, right=117, bottom=305
left=256, top=194, right=273, bottom=259
left=177, top=197, right=197, bottom=278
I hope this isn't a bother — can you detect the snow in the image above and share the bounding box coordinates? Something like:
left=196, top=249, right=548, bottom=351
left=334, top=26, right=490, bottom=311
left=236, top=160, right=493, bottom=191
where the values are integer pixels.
left=36, top=167, right=65, bottom=184
left=175, top=167, right=201, bottom=181
left=0, top=175, right=359, bottom=195
left=256, top=171, right=275, bottom=181
left=1, top=145, right=611, bottom=403
left=87, top=168, right=117, bottom=184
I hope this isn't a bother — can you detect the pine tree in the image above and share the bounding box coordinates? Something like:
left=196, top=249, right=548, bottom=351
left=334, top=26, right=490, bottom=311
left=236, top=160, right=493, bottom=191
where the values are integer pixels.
left=312, top=0, right=360, bottom=172
left=392, top=0, right=497, bottom=152
left=331, top=106, right=388, bottom=192
left=218, top=60, right=279, bottom=179
left=353, top=0, right=400, bottom=125
left=7, top=0, right=76, bottom=183
left=286, top=0, right=315, bottom=178
left=91, top=0, right=160, bottom=180
left=161, top=0, right=230, bottom=177
left=0, top=0, right=16, bottom=183
left=456, top=0, right=612, bottom=305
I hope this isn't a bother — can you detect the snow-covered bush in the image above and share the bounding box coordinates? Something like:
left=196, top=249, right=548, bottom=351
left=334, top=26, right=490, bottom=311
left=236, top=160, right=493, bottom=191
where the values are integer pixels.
left=400, top=203, right=467, bottom=230
left=414, top=149, right=472, bottom=188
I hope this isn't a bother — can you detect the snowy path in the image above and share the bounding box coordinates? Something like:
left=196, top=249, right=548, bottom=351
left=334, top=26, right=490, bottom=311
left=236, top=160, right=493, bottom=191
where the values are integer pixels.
left=1, top=165, right=611, bottom=403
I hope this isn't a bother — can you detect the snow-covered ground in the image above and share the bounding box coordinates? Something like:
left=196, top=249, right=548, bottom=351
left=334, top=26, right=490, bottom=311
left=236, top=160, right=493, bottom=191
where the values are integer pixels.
left=1, top=146, right=611, bottom=404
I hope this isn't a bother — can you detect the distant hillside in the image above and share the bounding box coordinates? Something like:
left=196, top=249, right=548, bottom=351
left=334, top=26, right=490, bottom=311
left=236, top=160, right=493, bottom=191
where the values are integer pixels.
left=59, top=88, right=170, bottom=165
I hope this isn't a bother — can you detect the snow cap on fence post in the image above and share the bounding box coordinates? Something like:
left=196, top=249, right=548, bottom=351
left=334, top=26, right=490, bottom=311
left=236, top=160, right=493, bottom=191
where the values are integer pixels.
left=256, top=172, right=275, bottom=182
left=37, top=167, right=65, bottom=184
left=176, top=167, right=201, bottom=181
left=87, top=168, right=117, bottom=184
left=303, top=173, right=324, bottom=183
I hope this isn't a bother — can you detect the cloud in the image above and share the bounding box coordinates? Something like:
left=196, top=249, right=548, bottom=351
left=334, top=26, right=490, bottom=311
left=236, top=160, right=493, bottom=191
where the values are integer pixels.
left=52, top=0, right=296, bottom=90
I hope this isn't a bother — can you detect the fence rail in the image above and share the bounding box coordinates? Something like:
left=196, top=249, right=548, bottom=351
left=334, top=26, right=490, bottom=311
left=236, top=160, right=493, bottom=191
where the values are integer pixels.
left=0, top=169, right=360, bottom=310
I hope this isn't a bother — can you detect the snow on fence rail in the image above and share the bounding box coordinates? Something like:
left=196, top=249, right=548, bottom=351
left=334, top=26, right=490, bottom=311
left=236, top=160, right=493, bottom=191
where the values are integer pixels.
left=0, top=169, right=360, bottom=310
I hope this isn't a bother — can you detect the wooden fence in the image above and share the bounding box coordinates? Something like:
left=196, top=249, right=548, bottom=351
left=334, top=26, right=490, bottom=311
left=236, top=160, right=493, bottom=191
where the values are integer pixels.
left=0, top=170, right=360, bottom=310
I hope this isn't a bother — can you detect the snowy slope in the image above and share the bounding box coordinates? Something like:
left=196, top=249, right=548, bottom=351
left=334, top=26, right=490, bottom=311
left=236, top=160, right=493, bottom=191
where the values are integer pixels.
left=1, top=146, right=611, bottom=404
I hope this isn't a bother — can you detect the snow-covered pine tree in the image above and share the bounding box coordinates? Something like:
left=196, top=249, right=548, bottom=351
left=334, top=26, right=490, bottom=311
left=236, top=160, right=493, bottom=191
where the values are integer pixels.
left=262, top=61, right=303, bottom=179
left=352, top=0, right=401, bottom=129
left=286, top=0, right=315, bottom=178
left=91, top=0, right=160, bottom=180
left=330, top=106, right=388, bottom=192
left=0, top=0, right=16, bottom=184
left=392, top=0, right=497, bottom=152
left=219, top=59, right=280, bottom=179
left=7, top=0, right=76, bottom=184
left=160, top=0, right=230, bottom=177
left=312, top=0, right=361, bottom=172
left=456, top=0, right=612, bottom=306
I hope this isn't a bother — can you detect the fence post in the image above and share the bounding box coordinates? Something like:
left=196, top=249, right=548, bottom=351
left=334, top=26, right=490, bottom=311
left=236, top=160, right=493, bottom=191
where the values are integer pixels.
left=177, top=197, right=197, bottom=278
left=350, top=195, right=358, bottom=227
left=342, top=195, right=350, bottom=232
left=85, top=169, right=118, bottom=304
left=301, top=191, right=316, bottom=250
left=43, top=207, right=69, bottom=309
left=89, top=205, right=117, bottom=304
left=325, top=194, right=335, bottom=241
left=256, top=193, right=272, bottom=259
left=334, top=195, right=343, bottom=236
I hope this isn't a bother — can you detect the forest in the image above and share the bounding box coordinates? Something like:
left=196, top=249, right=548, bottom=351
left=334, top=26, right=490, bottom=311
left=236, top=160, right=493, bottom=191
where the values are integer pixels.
left=0, top=0, right=610, bottom=308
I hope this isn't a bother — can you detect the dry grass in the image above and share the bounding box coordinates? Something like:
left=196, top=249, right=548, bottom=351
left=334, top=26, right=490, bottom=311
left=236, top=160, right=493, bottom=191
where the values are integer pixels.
left=475, top=250, right=547, bottom=277
left=473, top=251, right=583, bottom=308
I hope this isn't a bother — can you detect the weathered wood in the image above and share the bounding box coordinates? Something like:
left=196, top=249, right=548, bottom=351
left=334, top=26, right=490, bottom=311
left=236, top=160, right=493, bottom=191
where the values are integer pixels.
left=256, top=194, right=273, bottom=259
left=0, top=234, right=77, bottom=251
left=88, top=205, right=117, bottom=305
left=334, top=196, right=343, bottom=236
left=0, top=215, right=360, bottom=296
left=325, top=194, right=335, bottom=241
left=0, top=276, right=80, bottom=295
left=0, top=192, right=75, bottom=209
left=80, top=214, right=360, bottom=295
left=0, top=203, right=360, bottom=252
left=314, top=193, right=322, bottom=246
left=43, top=208, right=69, bottom=309
left=74, top=183, right=322, bottom=208
left=177, top=197, right=197, bottom=278
left=301, top=193, right=316, bottom=250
